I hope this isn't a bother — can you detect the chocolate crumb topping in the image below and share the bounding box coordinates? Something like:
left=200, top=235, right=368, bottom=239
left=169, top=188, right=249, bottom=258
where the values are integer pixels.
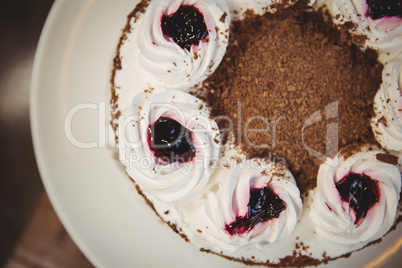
left=197, top=3, right=383, bottom=193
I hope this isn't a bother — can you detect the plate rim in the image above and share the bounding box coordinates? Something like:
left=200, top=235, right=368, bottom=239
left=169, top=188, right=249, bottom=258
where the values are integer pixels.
left=29, top=0, right=102, bottom=267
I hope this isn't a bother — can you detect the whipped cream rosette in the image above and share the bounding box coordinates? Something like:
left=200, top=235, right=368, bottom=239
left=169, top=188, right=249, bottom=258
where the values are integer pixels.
left=310, top=145, right=401, bottom=244
left=118, top=89, right=220, bottom=203
left=202, top=160, right=302, bottom=252
left=137, top=0, right=230, bottom=89
left=315, top=0, right=402, bottom=53
left=372, top=54, right=402, bottom=150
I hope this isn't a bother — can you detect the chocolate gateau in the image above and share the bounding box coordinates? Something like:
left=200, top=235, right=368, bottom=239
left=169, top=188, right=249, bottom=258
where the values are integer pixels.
left=111, top=0, right=402, bottom=266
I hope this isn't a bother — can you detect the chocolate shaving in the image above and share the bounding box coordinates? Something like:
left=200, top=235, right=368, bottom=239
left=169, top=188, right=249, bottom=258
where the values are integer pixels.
left=376, top=153, right=399, bottom=165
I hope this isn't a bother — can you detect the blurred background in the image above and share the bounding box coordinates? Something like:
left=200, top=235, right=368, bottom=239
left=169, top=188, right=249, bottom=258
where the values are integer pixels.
left=0, top=0, right=92, bottom=267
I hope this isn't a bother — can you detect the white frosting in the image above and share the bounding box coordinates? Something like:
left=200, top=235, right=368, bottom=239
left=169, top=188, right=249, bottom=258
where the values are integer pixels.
left=310, top=146, right=401, bottom=244
left=202, top=160, right=302, bottom=253
left=118, top=89, right=220, bottom=203
left=318, top=0, right=402, bottom=53
left=138, top=0, right=230, bottom=89
left=372, top=54, right=402, bottom=151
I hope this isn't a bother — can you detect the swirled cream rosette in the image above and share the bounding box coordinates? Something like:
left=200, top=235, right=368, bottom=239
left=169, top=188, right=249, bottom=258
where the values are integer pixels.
left=310, top=146, right=401, bottom=244
left=137, top=0, right=230, bottom=89
left=314, top=0, right=402, bottom=53
left=203, top=160, right=302, bottom=252
left=118, top=89, right=220, bottom=203
left=372, top=54, right=402, bottom=151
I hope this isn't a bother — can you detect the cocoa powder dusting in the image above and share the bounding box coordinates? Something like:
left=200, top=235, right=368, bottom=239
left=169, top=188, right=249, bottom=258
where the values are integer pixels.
left=197, top=4, right=383, bottom=194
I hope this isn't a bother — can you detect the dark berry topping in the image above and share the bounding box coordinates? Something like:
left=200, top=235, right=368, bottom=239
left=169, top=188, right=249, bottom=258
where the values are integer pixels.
left=162, top=5, right=208, bottom=51
left=225, top=187, right=286, bottom=236
left=148, top=117, right=196, bottom=163
left=335, top=172, right=380, bottom=224
left=366, top=0, right=402, bottom=20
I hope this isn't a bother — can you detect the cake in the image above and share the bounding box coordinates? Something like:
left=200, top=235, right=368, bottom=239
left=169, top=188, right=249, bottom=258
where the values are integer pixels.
left=110, top=0, right=402, bottom=266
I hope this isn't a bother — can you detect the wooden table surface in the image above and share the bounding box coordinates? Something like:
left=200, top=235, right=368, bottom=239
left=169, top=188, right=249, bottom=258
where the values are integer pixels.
left=5, top=191, right=93, bottom=268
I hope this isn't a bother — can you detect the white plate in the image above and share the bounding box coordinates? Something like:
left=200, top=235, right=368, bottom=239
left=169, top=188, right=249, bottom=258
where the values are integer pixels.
left=30, top=0, right=402, bottom=267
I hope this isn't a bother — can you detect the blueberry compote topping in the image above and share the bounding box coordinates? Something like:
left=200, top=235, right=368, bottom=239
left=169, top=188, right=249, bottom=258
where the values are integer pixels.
left=148, top=117, right=196, bottom=163
left=225, top=187, right=286, bottom=236
left=367, top=0, right=402, bottom=20
left=162, top=5, right=208, bottom=51
left=335, top=172, right=380, bottom=224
